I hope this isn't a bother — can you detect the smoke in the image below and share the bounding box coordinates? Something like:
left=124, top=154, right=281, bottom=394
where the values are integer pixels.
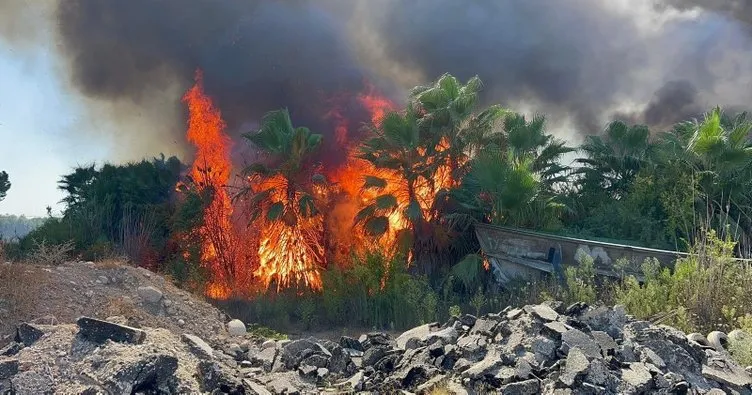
left=2, top=0, right=752, bottom=157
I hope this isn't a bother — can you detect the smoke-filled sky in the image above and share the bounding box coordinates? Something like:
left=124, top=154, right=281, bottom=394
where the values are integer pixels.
left=1, top=0, right=751, bottom=216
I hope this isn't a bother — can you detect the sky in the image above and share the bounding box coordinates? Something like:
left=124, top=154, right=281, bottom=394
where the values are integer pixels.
left=0, top=42, right=119, bottom=217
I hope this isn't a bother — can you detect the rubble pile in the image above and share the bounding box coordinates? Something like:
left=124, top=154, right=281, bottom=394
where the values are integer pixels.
left=2, top=301, right=751, bottom=394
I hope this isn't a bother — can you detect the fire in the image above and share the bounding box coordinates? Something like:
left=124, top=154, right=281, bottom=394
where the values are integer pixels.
left=182, top=72, right=250, bottom=299
left=252, top=174, right=325, bottom=291
left=178, top=73, right=457, bottom=296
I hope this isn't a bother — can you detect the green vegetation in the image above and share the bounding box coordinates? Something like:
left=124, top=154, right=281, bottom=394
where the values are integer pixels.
left=0, top=171, right=9, bottom=202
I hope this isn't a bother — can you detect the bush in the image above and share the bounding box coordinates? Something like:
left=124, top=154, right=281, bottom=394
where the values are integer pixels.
left=616, top=229, right=752, bottom=333
left=218, top=250, right=443, bottom=332
left=25, top=239, right=74, bottom=266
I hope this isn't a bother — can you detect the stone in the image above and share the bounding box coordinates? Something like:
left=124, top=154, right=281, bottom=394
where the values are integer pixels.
left=177, top=319, right=185, bottom=326
left=527, top=304, right=559, bottom=321
left=532, top=336, right=557, bottom=364
left=97, top=275, right=109, bottom=284
left=249, top=346, right=277, bottom=372
left=15, top=323, right=44, bottom=346
left=620, top=362, right=654, bottom=393
left=301, top=354, right=329, bottom=369
left=561, top=328, right=601, bottom=359
left=462, top=349, right=503, bottom=379
left=360, top=332, right=392, bottom=350
left=560, top=347, right=590, bottom=387
left=298, top=364, right=317, bottom=376
left=227, top=343, right=243, bottom=356
left=9, top=370, right=55, bottom=394
left=591, top=330, right=618, bottom=357
left=396, top=323, right=437, bottom=349
left=470, top=318, right=498, bottom=337
left=281, top=339, right=330, bottom=369
left=243, top=379, right=272, bottom=395
left=261, top=339, right=276, bottom=350
left=137, top=285, right=163, bottom=303
left=341, top=370, right=365, bottom=391
left=362, top=346, right=387, bottom=366
left=226, top=319, right=246, bottom=336
left=427, top=326, right=459, bottom=346
left=543, top=321, right=570, bottom=337
left=196, top=360, right=245, bottom=394
left=95, top=352, right=178, bottom=394
left=181, top=333, right=214, bottom=359
left=0, top=358, right=19, bottom=380
left=328, top=346, right=355, bottom=375
left=0, top=342, right=23, bottom=357
left=506, top=308, right=524, bottom=320
left=637, top=345, right=666, bottom=370
left=707, top=331, right=729, bottom=352
left=76, top=316, right=146, bottom=344
left=687, top=332, right=711, bottom=347
left=459, top=314, right=477, bottom=327
left=702, top=363, right=752, bottom=390
left=339, top=336, right=363, bottom=351
left=499, top=378, right=540, bottom=395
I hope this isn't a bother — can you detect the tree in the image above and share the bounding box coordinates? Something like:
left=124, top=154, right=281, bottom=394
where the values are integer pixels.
left=0, top=171, right=10, bottom=202
left=242, top=108, right=326, bottom=290
left=410, top=73, right=507, bottom=184
left=356, top=105, right=427, bottom=248
left=576, top=120, right=653, bottom=199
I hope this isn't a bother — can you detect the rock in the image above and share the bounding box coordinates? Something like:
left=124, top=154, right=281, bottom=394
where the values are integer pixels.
left=707, top=331, right=729, bottom=352
left=261, top=340, right=276, bottom=350
left=0, top=358, right=19, bottom=380
left=9, top=370, right=55, bottom=394
left=227, top=319, right=246, bottom=336
left=281, top=339, right=330, bottom=369
left=177, top=319, right=186, bottom=326
left=76, top=316, right=146, bottom=344
left=328, top=346, right=355, bottom=375
left=687, top=332, right=711, bottom=347
left=362, top=346, right=387, bottom=366
left=298, top=363, right=317, bottom=376
left=620, top=362, right=654, bottom=393
left=95, top=352, right=178, bottom=394
left=543, top=321, right=570, bottom=337
left=499, top=378, right=540, bottom=395
left=181, top=333, right=214, bottom=359
left=301, top=354, right=329, bottom=368
left=0, top=342, right=23, bottom=357
left=396, top=323, right=437, bottom=349
left=462, top=349, right=503, bottom=379
left=341, top=370, right=365, bottom=391
left=702, top=361, right=752, bottom=390
left=459, top=314, right=477, bottom=327
left=196, top=360, right=245, bottom=394
left=560, top=347, right=590, bottom=387
left=227, top=343, right=243, bottom=357
left=470, top=318, right=498, bottom=337
left=137, top=285, right=163, bottom=303
left=339, top=336, right=363, bottom=351
left=507, top=308, right=524, bottom=320
left=249, top=346, right=277, bottom=372
left=243, top=379, right=272, bottom=395
left=360, top=332, right=393, bottom=350
left=561, top=328, right=601, bottom=359
left=591, top=330, right=618, bottom=357
left=15, top=323, right=44, bottom=346
left=526, top=304, right=559, bottom=321
left=97, top=275, right=109, bottom=284
left=427, top=327, right=459, bottom=346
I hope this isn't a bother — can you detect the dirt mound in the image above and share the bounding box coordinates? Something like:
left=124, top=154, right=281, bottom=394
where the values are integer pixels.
left=0, top=260, right=230, bottom=348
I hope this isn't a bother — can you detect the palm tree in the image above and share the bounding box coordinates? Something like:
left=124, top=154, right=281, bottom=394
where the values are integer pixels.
left=410, top=73, right=507, bottom=184
left=502, top=113, right=574, bottom=194
left=242, top=109, right=326, bottom=290
left=356, top=105, right=427, bottom=247
left=576, top=120, right=653, bottom=199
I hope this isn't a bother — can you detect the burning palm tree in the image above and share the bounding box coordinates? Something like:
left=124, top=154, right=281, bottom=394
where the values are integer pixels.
left=242, top=109, right=326, bottom=291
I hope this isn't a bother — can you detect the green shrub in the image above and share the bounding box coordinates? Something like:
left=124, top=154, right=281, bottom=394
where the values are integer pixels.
left=616, top=229, right=752, bottom=333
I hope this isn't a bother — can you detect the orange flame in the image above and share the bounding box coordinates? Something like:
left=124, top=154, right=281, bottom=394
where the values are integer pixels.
left=182, top=72, right=248, bottom=299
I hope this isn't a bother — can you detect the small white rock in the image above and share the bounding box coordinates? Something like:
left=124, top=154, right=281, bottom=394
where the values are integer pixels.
left=177, top=319, right=186, bottom=326
left=261, top=339, right=276, bottom=350
left=227, top=319, right=247, bottom=336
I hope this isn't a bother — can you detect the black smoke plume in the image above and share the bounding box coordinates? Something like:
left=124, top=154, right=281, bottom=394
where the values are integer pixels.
left=1, top=0, right=752, bottom=158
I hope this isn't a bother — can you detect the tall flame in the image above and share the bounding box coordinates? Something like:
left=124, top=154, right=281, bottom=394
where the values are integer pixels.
left=182, top=72, right=238, bottom=299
